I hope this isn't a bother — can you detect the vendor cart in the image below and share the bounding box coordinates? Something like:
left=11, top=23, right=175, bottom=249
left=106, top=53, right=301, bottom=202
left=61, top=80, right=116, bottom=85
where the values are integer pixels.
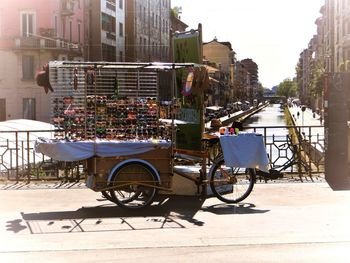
left=35, top=61, right=269, bottom=209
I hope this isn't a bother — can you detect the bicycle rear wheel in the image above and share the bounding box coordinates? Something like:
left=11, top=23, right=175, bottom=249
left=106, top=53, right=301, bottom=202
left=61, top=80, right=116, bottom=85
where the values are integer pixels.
left=209, top=155, right=256, bottom=203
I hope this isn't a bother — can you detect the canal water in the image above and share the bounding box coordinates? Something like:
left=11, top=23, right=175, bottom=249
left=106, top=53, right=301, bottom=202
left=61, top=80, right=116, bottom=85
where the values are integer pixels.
left=244, top=103, right=288, bottom=135
left=242, top=103, right=291, bottom=167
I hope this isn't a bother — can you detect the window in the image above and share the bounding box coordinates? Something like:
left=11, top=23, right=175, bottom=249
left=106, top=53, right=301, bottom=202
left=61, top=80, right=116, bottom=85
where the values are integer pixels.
left=119, top=22, right=123, bottom=37
left=102, top=43, right=116, bottom=62
left=119, top=0, right=123, bottom=9
left=23, top=98, right=36, bottom=120
left=54, top=15, right=58, bottom=36
left=102, top=13, right=116, bottom=33
left=78, top=23, right=81, bottom=43
left=69, top=20, right=72, bottom=42
left=139, top=5, right=142, bottom=22
left=106, top=0, right=116, bottom=11
left=22, top=55, right=34, bottom=80
left=21, top=11, right=35, bottom=37
left=0, top=99, right=5, bottom=121
left=139, top=37, right=142, bottom=55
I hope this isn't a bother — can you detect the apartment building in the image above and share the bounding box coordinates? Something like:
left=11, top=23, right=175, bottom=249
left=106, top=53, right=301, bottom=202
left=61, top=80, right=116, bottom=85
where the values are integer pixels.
left=203, top=38, right=237, bottom=104
left=203, top=38, right=236, bottom=75
left=296, top=0, right=350, bottom=109
left=86, top=0, right=125, bottom=62
left=241, top=58, right=259, bottom=99
left=125, top=0, right=171, bottom=62
left=335, top=0, right=350, bottom=71
left=0, top=0, right=84, bottom=122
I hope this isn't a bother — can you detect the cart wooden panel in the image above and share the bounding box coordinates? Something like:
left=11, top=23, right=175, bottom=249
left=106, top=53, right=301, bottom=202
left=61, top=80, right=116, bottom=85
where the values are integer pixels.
left=86, top=148, right=173, bottom=192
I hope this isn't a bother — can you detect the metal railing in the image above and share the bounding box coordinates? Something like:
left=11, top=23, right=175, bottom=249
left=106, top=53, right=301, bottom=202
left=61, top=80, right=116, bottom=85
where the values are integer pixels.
left=0, top=125, right=325, bottom=183
left=246, top=125, right=325, bottom=181
left=14, top=36, right=82, bottom=53
left=0, top=130, right=83, bottom=182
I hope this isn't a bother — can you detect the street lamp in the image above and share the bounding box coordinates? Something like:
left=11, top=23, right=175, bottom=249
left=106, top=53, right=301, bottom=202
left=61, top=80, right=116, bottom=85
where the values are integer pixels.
left=301, top=105, right=306, bottom=137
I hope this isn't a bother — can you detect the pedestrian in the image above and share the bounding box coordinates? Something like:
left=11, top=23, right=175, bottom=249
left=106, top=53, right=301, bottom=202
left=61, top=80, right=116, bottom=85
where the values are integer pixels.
left=297, top=111, right=300, bottom=119
left=320, top=115, right=323, bottom=124
left=313, top=112, right=315, bottom=118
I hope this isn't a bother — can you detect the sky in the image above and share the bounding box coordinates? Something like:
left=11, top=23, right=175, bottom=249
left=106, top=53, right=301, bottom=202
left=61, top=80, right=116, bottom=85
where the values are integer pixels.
left=171, top=0, right=325, bottom=88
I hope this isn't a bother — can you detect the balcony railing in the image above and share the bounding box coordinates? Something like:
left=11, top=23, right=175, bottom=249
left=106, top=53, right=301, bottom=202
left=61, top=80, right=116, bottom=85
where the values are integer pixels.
left=14, top=36, right=82, bottom=54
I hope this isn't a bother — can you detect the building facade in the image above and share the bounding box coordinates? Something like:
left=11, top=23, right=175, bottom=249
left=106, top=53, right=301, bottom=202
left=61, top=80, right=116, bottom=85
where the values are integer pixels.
left=241, top=58, right=259, bottom=100
left=125, top=0, right=171, bottom=62
left=0, top=0, right=84, bottom=122
left=86, top=0, right=125, bottom=62
left=203, top=38, right=236, bottom=105
left=296, top=0, right=350, bottom=111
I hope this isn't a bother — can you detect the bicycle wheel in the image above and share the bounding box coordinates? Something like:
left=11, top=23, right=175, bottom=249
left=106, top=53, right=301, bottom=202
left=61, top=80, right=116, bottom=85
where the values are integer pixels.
left=209, top=155, right=256, bottom=203
left=109, top=161, right=159, bottom=209
left=101, top=191, right=115, bottom=202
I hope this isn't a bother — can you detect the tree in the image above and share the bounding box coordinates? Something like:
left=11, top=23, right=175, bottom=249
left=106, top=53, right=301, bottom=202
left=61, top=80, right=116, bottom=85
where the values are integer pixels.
left=256, top=83, right=264, bottom=100
left=309, top=59, right=325, bottom=98
left=276, top=78, right=297, bottom=98
left=172, top=7, right=182, bottom=18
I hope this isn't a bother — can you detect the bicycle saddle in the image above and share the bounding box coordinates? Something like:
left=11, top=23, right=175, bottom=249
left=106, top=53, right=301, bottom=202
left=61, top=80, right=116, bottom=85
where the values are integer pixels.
left=201, top=133, right=219, bottom=145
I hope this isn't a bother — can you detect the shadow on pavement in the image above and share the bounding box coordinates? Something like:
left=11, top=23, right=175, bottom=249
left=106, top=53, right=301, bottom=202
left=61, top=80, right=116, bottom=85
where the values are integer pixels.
left=10, top=196, right=268, bottom=234
left=9, top=196, right=204, bottom=234
left=201, top=203, right=270, bottom=215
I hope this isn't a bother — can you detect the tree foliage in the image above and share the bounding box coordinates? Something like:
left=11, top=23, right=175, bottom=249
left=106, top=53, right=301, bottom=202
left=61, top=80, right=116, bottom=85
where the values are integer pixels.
left=309, top=60, right=325, bottom=97
left=172, top=7, right=181, bottom=18
left=276, top=78, right=297, bottom=98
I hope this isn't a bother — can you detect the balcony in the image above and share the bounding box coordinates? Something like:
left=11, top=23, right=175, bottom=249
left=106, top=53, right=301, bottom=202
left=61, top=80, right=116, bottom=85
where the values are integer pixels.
left=106, top=0, right=116, bottom=11
left=60, top=0, right=75, bottom=16
left=14, top=36, right=82, bottom=54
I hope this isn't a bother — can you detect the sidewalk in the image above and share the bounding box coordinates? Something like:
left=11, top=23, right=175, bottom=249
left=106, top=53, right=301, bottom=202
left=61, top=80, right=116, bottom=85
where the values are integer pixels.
left=288, top=105, right=324, bottom=151
left=0, top=182, right=349, bottom=262
left=288, top=105, right=323, bottom=127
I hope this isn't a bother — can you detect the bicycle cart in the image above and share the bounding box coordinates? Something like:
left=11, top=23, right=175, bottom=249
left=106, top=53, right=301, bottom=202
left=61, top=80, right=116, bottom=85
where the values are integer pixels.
left=35, top=61, right=269, bottom=209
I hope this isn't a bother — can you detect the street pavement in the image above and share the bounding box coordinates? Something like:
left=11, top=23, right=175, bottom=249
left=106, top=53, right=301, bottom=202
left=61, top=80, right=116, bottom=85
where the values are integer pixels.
left=0, top=181, right=350, bottom=262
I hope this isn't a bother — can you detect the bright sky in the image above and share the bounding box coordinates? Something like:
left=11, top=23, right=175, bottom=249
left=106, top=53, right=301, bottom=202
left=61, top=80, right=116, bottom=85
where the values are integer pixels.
left=171, top=0, right=325, bottom=88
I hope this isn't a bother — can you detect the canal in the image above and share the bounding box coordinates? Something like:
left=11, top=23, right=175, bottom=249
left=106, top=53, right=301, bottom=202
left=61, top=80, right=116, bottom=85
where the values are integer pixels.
left=242, top=103, right=291, bottom=168
left=244, top=103, right=288, bottom=134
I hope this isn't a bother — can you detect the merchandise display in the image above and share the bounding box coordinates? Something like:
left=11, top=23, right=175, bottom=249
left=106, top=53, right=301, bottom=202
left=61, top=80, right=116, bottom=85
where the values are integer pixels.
left=49, top=62, right=170, bottom=141
left=52, top=95, right=168, bottom=141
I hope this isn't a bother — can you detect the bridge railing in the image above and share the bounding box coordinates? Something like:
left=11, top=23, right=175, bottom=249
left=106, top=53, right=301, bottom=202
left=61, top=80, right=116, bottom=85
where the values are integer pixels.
left=0, top=130, right=83, bottom=182
left=0, top=126, right=324, bottom=183
left=245, top=125, right=324, bottom=181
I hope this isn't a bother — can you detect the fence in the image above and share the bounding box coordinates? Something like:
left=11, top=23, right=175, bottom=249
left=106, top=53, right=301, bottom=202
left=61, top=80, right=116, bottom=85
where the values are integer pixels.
left=246, top=125, right=324, bottom=181
left=0, top=130, right=83, bottom=182
left=0, top=125, right=324, bottom=183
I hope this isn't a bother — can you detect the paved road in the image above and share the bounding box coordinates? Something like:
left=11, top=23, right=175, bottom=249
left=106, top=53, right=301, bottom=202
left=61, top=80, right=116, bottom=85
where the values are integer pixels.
left=1, top=182, right=350, bottom=262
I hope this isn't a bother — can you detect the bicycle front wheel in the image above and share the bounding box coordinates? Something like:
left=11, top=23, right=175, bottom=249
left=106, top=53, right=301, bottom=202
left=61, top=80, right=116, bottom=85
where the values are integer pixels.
left=209, top=156, right=256, bottom=203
